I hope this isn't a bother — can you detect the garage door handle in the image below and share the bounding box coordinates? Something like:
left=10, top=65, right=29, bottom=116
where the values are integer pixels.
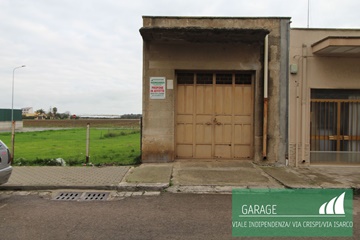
left=206, top=122, right=212, bottom=125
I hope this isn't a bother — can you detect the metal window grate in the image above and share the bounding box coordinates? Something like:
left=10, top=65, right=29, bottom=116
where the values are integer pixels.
left=196, top=73, right=213, bottom=84
left=216, top=74, right=232, bottom=84
left=311, top=99, right=360, bottom=152
left=235, top=74, right=252, bottom=84
left=177, top=72, right=253, bottom=85
left=177, top=73, right=194, bottom=84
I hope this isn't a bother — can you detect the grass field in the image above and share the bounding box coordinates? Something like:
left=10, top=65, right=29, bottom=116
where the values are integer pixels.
left=0, top=128, right=141, bottom=166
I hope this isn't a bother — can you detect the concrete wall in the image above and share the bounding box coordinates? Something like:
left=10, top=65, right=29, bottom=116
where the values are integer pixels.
left=0, top=121, right=23, bottom=131
left=141, top=17, right=290, bottom=164
left=289, top=29, right=360, bottom=166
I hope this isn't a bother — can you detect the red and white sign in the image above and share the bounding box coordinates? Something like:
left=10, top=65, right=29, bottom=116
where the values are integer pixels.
left=150, top=77, right=166, bottom=99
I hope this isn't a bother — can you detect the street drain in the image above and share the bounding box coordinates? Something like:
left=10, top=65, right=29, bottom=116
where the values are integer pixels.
left=54, top=192, right=82, bottom=201
left=82, top=192, right=109, bottom=201
left=53, top=192, right=110, bottom=201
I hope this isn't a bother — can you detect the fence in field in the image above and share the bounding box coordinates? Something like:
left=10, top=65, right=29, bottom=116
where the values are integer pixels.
left=0, top=119, right=141, bottom=166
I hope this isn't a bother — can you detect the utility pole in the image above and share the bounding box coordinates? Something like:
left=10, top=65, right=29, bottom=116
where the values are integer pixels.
left=307, top=0, right=310, bottom=28
left=11, top=65, right=26, bottom=162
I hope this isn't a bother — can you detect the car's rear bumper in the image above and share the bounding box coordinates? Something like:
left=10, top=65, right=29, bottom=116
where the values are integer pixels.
left=0, top=166, right=12, bottom=185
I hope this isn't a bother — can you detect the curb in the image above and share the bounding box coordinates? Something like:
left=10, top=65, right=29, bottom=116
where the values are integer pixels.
left=1, top=184, right=358, bottom=194
left=0, top=183, right=170, bottom=192
left=118, top=182, right=169, bottom=192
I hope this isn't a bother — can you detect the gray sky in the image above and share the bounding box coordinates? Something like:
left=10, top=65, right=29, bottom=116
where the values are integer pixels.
left=1, top=0, right=359, bottom=115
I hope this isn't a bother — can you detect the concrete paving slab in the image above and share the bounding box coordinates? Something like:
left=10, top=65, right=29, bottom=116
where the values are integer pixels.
left=259, top=166, right=360, bottom=189
left=302, top=166, right=360, bottom=189
left=172, top=161, right=282, bottom=188
left=260, top=166, right=320, bottom=188
left=176, top=160, right=254, bottom=169
left=124, top=163, right=173, bottom=184
left=0, top=166, right=129, bottom=190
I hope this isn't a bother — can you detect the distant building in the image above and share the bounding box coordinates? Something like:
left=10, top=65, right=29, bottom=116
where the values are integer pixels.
left=22, top=107, right=33, bottom=115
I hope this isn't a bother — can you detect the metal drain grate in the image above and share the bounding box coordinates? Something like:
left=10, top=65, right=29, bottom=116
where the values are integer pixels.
left=54, top=192, right=82, bottom=201
left=82, top=192, right=109, bottom=201
left=53, top=192, right=110, bottom=201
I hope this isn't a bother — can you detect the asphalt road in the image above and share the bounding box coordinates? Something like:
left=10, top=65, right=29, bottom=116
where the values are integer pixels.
left=0, top=192, right=359, bottom=240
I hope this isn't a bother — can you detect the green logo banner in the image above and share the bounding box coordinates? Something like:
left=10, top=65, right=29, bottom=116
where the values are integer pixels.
left=232, top=189, right=353, bottom=237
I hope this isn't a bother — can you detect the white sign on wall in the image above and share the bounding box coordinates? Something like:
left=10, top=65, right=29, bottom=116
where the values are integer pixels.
left=167, top=79, right=173, bottom=89
left=150, top=77, right=166, bottom=99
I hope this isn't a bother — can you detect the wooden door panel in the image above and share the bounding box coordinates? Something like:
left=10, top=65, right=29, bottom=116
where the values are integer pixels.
left=215, top=145, right=231, bottom=158
left=234, top=145, right=251, bottom=158
left=176, top=123, right=193, bottom=143
left=176, top=73, right=254, bottom=159
left=195, top=124, right=212, bottom=144
left=196, top=86, right=213, bottom=114
left=234, top=86, right=252, bottom=115
left=195, top=145, right=212, bottom=158
left=177, top=85, right=194, bottom=114
left=214, top=124, right=232, bottom=144
left=234, top=116, right=252, bottom=124
left=234, top=124, right=252, bottom=144
left=177, top=145, right=193, bottom=158
left=215, top=86, right=232, bottom=115
left=195, top=86, right=213, bottom=157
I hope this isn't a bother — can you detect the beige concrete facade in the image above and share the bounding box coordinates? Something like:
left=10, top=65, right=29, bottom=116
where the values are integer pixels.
left=140, top=17, right=290, bottom=164
left=289, top=29, right=360, bottom=166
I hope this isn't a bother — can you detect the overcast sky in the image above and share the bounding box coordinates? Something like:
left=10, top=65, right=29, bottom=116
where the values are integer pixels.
left=1, top=0, right=359, bottom=115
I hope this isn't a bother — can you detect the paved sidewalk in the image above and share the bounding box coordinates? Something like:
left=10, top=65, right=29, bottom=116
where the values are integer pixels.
left=0, top=166, right=130, bottom=190
left=0, top=162, right=359, bottom=193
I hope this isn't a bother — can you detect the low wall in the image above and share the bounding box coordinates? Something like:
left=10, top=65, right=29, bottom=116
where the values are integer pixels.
left=0, top=121, right=24, bottom=131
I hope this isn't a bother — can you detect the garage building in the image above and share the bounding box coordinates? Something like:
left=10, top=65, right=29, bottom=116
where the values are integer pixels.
left=140, top=16, right=290, bottom=164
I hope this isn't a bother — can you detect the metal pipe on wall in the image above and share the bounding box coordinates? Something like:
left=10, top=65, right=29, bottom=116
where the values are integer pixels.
left=295, top=68, right=300, bottom=167
left=263, top=35, right=269, bottom=159
left=301, top=44, right=308, bottom=164
left=293, top=55, right=302, bottom=168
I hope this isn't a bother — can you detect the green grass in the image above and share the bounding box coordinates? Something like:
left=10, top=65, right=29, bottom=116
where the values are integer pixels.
left=0, top=128, right=141, bottom=166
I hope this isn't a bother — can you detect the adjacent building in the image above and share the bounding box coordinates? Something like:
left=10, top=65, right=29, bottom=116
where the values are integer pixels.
left=289, top=29, right=360, bottom=166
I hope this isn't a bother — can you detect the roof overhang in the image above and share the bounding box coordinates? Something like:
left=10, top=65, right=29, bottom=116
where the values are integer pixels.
left=312, top=36, right=360, bottom=56
left=140, top=27, right=270, bottom=44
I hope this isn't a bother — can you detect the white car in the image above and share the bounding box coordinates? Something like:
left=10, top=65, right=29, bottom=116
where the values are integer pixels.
left=0, top=140, right=12, bottom=185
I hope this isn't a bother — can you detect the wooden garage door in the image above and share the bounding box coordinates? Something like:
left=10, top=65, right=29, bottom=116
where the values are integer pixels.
left=176, top=72, right=253, bottom=159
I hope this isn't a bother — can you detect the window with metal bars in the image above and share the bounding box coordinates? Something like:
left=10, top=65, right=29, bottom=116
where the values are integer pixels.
left=310, top=89, right=360, bottom=152
left=176, top=72, right=252, bottom=85
left=216, top=74, right=232, bottom=84
left=177, top=73, right=194, bottom=84
left=196, top=73, right=213, bottom=84
left=235, top=74, right=252, bottom=84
